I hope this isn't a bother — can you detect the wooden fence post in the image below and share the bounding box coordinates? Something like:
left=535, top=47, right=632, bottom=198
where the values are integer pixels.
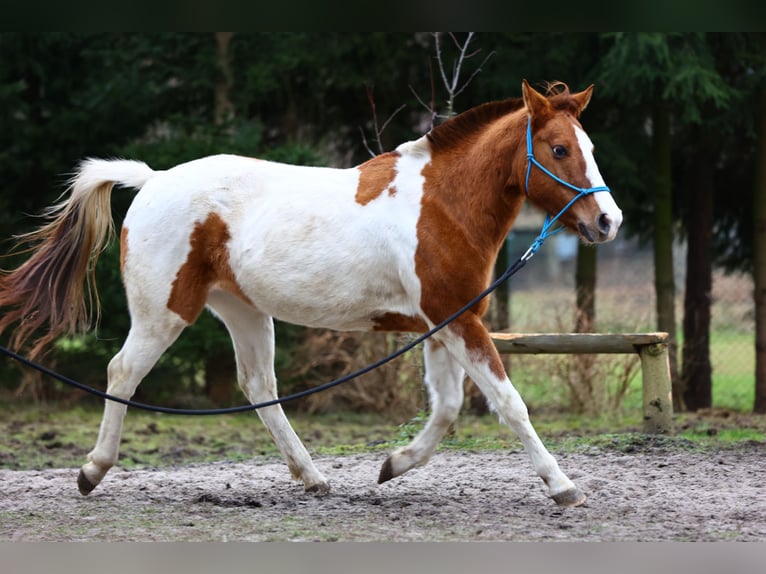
left=490, top=332, right=674, bottom=434
left=639, top=342, right=674, bottom=434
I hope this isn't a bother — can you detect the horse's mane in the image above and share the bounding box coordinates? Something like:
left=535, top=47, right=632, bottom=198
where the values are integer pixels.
left=426, top=98, right=525, bottom=153
left=426, top=82, right=580, bottom=153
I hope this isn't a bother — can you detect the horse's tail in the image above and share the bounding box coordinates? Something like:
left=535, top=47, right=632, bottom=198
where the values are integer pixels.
left=0, top=158, right=155, bottom=357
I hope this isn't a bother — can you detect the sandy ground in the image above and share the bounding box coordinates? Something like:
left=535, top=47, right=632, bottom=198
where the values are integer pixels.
left=2, top=441, right=765, bottom=542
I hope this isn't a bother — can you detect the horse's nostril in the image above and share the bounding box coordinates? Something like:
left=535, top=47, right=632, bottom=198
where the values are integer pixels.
left=578, top=222, right=594, bottom=243
left=597, top=213, right=611, bottom=235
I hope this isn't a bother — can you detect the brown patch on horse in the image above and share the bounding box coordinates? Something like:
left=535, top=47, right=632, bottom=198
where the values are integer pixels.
left=167, top=212, right=251, bottom=323
left=416, top=109, right=525, bottom=326
left=355, top=151, right=400, bottom=206
left=411, top=100, right=534, bottom=380
left=372, top=312, right=429, bottom=333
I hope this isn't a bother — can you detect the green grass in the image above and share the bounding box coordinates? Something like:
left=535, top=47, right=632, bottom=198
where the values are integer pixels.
left=710, top=331, right=755, bottom=410
left=2, top=403, right=763, bottom=472
left=1, top=323, right=758, bottom=472
left=498, top=329, right=755, bottom=416
left=503, top=274, right=756, bottom=414
left=678, top=426, right=765, bottom=446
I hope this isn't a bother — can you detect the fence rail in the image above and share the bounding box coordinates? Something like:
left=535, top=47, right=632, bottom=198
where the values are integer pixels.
left=490, top=332, right=673, bottom=434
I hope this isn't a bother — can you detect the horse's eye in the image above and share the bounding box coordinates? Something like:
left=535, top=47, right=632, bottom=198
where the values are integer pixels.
left=552, top=145, right=568, bottom=159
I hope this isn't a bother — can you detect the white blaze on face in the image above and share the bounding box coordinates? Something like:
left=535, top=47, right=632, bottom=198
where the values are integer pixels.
left=573, top=124, right=623, bottom=240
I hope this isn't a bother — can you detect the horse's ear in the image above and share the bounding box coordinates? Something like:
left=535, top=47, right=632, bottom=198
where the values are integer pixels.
left=571, top=84, right=594, bottom=117
left=522, top=79, right=551, bottom=119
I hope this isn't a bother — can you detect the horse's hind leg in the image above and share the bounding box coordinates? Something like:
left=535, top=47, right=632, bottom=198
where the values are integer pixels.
left=208, top=292, right=329, bottom=493
left=78, top=312, right=186, bottom=495
left=379, top=338, right=465, bottom=483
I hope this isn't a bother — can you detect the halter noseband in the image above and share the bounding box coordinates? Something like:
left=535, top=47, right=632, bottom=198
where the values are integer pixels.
left=521, top=116, right=612, bottom=260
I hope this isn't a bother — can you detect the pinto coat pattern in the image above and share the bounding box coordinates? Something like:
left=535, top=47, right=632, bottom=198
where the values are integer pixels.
left=0, top=81, right=621, bottom=506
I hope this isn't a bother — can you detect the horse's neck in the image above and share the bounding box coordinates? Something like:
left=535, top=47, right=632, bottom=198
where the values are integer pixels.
left=418, top=116, right=526, bottom=257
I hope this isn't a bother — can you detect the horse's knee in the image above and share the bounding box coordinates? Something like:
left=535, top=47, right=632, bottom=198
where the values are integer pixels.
left=484, top=384, right=529, bottom=426
left=439, top=394, right=464, bottom=420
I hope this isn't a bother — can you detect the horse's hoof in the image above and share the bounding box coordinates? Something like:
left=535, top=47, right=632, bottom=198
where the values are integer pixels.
left=551, top=487, right=587, bottom=507
left=77, top=469, right=97, bottom=496
left=378, top=457, right=395, bottom=484
left=305, top=481, right=331, bottom=495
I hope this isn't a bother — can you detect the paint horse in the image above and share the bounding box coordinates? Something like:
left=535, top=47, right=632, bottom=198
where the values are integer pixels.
left=0, top=80, right=621, bottom=507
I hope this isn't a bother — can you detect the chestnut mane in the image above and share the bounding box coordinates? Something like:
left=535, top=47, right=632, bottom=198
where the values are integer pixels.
left=426, top=82, right=584, bottom=154
left=426, top=98, right=524, bottom=153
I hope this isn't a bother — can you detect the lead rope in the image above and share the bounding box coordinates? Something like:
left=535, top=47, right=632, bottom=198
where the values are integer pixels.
left=0, top=253, right=530, bottom=416
left=0, top=116, right=612, bottom=415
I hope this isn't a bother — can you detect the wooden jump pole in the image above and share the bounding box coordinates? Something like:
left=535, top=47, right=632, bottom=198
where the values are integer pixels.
left=490, top=332, right=673, bottom=434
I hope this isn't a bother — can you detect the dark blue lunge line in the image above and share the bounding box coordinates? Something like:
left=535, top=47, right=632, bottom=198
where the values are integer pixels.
left=0, top=116, right=613, bottom=415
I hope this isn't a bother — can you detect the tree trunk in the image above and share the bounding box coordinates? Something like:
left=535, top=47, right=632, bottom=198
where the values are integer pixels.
left=204, top=344, right=238, bottom=406
left=682, top=140, right=714, bottom=411
left=755, top=85, right=766, bottom=413
left=652, top=103, right=681, bottom=409
left=204, top=32, right=238, bottom=406
left=572, top=242, right=600, bottom=414
left=575, top=243, right=597, bottom=333
left=214, top=32, right=235, bottom=126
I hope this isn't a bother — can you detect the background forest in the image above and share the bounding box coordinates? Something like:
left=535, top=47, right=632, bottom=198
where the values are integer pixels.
left=0, top=32, right=764, bottom=417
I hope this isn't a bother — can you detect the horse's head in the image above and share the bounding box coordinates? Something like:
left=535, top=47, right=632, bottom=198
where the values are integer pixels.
left=520, top=80, right=622, bottom=244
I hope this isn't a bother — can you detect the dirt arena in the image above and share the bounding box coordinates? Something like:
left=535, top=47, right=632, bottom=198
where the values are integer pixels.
left=2, top=440, right=764, bottom=541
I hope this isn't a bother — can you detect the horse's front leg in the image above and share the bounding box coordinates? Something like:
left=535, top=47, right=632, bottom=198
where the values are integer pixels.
left=379, top=338, right=465, bottom=482
left=442, top=317, right=586, bottom=507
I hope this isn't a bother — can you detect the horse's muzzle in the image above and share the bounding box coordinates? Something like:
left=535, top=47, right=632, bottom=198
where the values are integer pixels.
left=578, top=211, right=622, bottom=244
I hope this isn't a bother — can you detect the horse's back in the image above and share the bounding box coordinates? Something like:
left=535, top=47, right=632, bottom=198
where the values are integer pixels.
left=123, top=154, right=359, bottom=250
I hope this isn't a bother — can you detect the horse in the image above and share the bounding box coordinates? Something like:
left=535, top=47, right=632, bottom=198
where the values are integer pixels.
left=0, top=80, right=621, bottom=507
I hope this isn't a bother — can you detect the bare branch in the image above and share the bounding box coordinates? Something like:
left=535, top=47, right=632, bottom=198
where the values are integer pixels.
left=359, top=126, right=377, bottom=159
left=367, top=86, right=384, bottom=156
left=360, top=85, right=407, bottom=157
left=449, top=31, right=474, bottom=94
left=451, top=50, right=496, bottom=99
left=429, top=32, right=493, bottom=120
left=409, top=85, right=437, bottom=131
left=433, top=33, right=451, bottom=108
left=378, top=104, right=407, bottom=137
left=362, top=32, right=492, bottom=154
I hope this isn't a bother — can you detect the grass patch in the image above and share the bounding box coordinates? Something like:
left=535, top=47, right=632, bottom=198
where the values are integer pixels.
left=1, top=403, right=764, bottom=472
left=710, top=331, right=755, bottom=410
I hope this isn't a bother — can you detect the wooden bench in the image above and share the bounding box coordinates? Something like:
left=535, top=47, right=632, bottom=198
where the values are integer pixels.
left=489, top=332, right=673, bottom=434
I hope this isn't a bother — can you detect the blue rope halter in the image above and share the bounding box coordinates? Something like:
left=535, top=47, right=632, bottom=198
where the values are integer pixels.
left=522, top=116, right=611, bottom=261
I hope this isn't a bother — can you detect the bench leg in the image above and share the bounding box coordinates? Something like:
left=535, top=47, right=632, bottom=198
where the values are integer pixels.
left=639, top=343, right=674, bottom=434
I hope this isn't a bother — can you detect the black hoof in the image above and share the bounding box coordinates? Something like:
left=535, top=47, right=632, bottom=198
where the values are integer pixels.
left=77, top=469, right=97, bottom=496
left=551, top=487, right=587, bottom=507
left=378, top=457, right=395, bottom=484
